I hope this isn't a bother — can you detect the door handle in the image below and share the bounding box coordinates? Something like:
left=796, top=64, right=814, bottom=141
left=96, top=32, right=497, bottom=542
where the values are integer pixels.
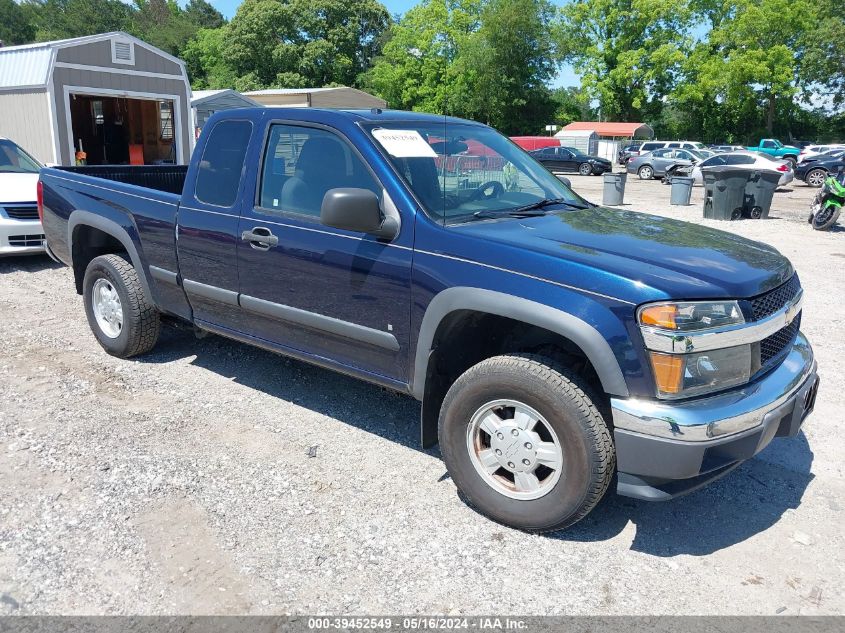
left=241, top=227, right=278, bottom=250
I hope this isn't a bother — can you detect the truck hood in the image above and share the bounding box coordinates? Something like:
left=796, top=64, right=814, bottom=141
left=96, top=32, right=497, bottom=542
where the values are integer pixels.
left=456, top=206, right=794, bottom=302
left=0, top=173, right=38, bottom=204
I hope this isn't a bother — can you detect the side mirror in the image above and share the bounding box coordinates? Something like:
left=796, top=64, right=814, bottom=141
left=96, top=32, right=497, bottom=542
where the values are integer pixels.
left=321, top=188, right=400, bottom=240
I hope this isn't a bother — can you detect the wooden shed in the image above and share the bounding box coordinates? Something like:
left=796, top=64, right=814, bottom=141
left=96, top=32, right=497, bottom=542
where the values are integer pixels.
left=0, top=32, right=192, bottom=165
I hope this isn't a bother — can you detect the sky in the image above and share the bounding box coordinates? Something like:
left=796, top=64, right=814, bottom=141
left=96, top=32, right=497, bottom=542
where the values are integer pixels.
left=207, top=0, right=580, bottom=88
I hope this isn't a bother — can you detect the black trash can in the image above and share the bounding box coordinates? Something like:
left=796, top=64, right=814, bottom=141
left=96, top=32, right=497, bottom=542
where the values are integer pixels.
left=744, top=170, right=781, bottom=219
left=701, top=166, right=751, bottom=220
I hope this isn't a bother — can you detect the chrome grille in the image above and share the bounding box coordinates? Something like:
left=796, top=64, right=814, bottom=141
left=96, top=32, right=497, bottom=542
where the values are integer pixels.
left=750, top=275, right=801, bottom=321
left=4, top=205, right=39, bottom=220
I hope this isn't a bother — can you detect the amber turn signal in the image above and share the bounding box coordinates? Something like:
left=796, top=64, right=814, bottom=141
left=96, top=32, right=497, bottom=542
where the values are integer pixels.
left=639, top=304, right=678, bottom=329
left=648, top=352, right=684, bottom=395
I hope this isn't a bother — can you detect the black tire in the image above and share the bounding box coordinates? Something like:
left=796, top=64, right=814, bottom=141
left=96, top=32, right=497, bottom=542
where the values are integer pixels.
left=638, top=165, right=653, bottom=180
left=806, top=168, right=827, bottom=188
left=784, top=156, right=798, bottom=168
left=812, top=205, right=841, bottom=231
left=578, top=163, right=593, bottom=176
left=83, top=253, right=160, bottom=358
left=438, top=354, right=615, bottom=532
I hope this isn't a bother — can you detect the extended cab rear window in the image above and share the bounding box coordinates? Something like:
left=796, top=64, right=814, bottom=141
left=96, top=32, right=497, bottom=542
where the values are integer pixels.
left=195, top=120, right=253, bottom=208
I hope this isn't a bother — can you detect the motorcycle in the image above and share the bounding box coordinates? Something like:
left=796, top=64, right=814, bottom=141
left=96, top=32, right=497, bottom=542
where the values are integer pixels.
left=808, top=169, right=845, bottom=231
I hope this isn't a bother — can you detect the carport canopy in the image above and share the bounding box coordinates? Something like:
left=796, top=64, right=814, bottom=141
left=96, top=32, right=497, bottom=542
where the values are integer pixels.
left=558, top=122, right=654, bottom=139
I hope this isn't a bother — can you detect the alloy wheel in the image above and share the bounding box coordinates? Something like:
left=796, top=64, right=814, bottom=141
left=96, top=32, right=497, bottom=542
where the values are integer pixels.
left=465, top=399, right=564, bottom=500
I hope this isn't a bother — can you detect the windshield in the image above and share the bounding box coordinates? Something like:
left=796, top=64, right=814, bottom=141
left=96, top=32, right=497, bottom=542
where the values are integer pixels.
left=364, top=121, right=590, bottom=224
left=0, top=140, right=41, bottom=174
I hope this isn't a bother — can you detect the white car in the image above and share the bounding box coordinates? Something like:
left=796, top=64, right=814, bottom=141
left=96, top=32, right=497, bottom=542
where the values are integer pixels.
left=638, top=140, right=706, bottom=154
left=798, top=144, right=845, bottom=163
left=690, top=151, right=794, bottom=187
left=0, top=138, right=43, bottom=256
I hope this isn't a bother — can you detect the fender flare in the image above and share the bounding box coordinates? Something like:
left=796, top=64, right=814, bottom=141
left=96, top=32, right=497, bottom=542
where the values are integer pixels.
left=67, top=210, right=154, bottom=302
left=410, top=287, right=630, bottom=399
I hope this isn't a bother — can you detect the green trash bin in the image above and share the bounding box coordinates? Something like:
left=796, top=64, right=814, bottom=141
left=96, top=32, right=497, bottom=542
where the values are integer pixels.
left=701, top=166, right=751, bottom=220
left=744, top=169, right=781, bottom=219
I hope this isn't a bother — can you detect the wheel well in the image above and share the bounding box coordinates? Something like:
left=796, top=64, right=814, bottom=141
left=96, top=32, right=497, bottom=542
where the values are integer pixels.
left=71, top=225, right=126, bottom=294
left=420, top=310, right=607, bottom=447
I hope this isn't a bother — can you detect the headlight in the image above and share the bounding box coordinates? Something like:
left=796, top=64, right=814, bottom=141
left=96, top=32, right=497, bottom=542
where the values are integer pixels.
left=639, top=300, right=750, bottom=398
left=638, top=300, right=744, bottom=332
left=648, top=345, right=752, bottom=398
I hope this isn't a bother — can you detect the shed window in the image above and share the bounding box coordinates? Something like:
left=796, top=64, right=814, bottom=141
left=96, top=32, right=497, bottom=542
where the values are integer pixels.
left=111, top=40, right=135, bottom=65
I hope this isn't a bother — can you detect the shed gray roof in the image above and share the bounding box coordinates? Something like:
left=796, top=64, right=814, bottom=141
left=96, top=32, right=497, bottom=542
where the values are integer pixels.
left=191, top=89, right=261, bottom=107
left=0, top=32, right=187, bottom=90
left=243, top=87, right=340, bottom=96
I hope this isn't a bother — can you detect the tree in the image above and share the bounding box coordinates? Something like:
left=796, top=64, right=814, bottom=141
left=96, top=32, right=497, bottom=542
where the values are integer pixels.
left=364, top=0, right=483, bottom=114
left=551, top=86, right=596, bottom=126
left=668, top=0, right=815, bottom=141
left=224, top=0, right=390, bottom=91
left=184, top=0, right=224, bottom=29
left=129, top=0, right=199, bottom=56
left=554, top=0, right=691, bottom=122
left=459, top=0, right=558, bottom=132
left=182, top=26, right=237, bottom=89
left=29, top=0, right=132, bottom=41
left=0, top=0, right=35, bottom=45
left=801, top=5, right=845, bottom=111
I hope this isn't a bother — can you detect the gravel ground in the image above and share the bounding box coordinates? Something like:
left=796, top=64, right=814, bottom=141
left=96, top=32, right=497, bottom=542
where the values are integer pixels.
left=1, top=175, right=843, bottom=615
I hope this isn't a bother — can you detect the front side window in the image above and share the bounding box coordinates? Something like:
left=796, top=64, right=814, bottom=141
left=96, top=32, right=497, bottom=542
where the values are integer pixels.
left=364, top=121, right=589, bottom=225
left=700, top=156, right=725, bottom=167
left=0, top=140, right=41, bottom=173
left=195, top=119, right=252, bottom=207
left=259, top=124, right=380, bottom=217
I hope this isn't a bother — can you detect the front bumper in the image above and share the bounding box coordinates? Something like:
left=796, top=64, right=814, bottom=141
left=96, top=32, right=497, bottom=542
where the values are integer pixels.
left=0, top=217, right=45, bottom=255
left=611, top=332, right=818, bottom=501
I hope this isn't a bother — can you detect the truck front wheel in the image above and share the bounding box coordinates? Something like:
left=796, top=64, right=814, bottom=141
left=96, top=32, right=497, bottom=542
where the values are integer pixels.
left=83, top=253, right=160, bottom=358
left=438, top=354, right=615, bottom=532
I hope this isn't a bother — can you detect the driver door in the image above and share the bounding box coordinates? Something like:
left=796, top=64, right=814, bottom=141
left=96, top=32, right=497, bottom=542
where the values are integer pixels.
left=557, top=149, right=578, bottom=172
left=236, top=123, right=414, bottom=382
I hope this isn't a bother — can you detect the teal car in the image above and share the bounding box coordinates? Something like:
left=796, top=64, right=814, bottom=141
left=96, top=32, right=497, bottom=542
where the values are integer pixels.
left=746, top=139, right=800, bottom=166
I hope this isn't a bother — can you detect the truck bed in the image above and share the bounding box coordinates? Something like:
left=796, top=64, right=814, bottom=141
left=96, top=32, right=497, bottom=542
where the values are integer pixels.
left=40, top=164, right=191, bottom=320
left=56, top=165, right=188, bottom=195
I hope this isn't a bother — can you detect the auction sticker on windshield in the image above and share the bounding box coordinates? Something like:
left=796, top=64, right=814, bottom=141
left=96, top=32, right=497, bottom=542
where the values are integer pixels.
left=372, top=129, right=438, bottom=158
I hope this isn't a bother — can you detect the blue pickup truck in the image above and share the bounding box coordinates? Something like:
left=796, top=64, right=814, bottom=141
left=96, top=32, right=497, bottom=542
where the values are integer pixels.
left=38, top=108, right=819, bottom=531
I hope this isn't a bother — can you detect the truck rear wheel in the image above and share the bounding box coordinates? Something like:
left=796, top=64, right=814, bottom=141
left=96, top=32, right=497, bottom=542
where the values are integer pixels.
left=83, top=253, right=160, bottom=358
left=438, top=354, right=615, bottom=532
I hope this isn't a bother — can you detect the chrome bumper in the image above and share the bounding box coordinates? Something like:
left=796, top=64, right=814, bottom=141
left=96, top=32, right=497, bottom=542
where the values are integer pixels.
left=611, top=332, right=816, bottom=442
